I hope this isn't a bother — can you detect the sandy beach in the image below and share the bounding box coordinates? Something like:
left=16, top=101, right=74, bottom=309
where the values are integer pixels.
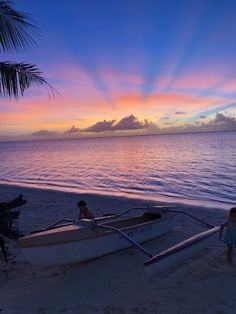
left=0, top=184, right=235, bottom=314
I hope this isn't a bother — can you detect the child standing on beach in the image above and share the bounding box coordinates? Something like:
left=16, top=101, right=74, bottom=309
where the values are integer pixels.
left=219, top=207, right=236, bottom=264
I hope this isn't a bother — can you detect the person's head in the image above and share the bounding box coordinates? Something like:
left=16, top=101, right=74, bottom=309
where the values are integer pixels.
left=229, top=207, right=236, bottom=221
left=77, top=200, right=87, bottom=209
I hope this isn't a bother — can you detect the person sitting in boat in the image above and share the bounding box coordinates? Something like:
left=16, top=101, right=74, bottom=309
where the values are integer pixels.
left=77, top=200, right=94, bottom=220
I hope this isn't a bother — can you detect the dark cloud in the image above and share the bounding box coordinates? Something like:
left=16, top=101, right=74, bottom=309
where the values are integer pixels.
left=28, top=113, right=236, bottom=140
left=174, top=111, right=186, bottom=115
left=150, top=113, right=236, bottom=135
left=83, top=115, right=151, bottom=133
left=113, top=115, right=150, bottom=130
left=31, top=130, right=58, bottom=136
left=209, top=113, right=235, bottom=125
left=84, top=119, right=116, bottom=132
left=64, top=125, right=80, bottom=134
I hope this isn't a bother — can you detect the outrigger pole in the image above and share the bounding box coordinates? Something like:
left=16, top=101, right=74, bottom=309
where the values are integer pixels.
left=96, top=205, right=214, bottom=228
left=30, top=218, right=76, bottom=234
left=96, top=206, right=219, bottom=275
left=158, top=207, right=214, bottom=228
left=97, top=222, right=220, bottom=275
left=94, top=205, right=171, bottom=222
left=97, top=223, right=154, bottom=258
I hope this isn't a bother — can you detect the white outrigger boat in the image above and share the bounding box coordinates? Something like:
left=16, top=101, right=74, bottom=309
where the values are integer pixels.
left=17, top=206, right=221, bottom=273
left=18, top=206, right=174, bottom=267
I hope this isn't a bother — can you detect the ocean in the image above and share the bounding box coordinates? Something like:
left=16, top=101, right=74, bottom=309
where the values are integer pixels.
left=0, top=131, right=235, bottom=207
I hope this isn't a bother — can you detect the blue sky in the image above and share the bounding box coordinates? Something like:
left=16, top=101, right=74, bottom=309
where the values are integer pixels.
left=1, top=0, right=236, bottom=139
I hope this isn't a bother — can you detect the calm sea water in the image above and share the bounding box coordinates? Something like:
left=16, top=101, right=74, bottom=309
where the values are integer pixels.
left=0, top=132, right=236, bottom=207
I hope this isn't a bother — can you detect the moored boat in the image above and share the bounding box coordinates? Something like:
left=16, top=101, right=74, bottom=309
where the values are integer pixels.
left=18, top=207, right=175, bottom=266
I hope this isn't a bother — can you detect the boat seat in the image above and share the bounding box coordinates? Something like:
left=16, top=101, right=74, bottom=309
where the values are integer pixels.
left=142, top=212, right=162, bottom=221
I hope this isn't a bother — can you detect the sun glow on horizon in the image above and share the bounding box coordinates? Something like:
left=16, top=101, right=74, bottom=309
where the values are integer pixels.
left=1, top=1, right=236, bottom=139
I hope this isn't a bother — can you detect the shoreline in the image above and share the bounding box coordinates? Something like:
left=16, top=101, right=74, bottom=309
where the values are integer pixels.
left=0, top=181, right=231, bottom=211
left=0, top=183, right=235, bottom=314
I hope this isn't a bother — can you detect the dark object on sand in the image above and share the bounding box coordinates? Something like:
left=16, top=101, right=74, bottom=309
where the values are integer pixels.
left=0, top=194, right=27, bottom=262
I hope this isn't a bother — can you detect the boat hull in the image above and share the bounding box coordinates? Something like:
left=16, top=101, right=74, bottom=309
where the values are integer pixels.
left=19, top=215, right=174, bottom=266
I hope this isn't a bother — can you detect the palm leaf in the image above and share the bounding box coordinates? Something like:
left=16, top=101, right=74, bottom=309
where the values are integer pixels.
left=0, top=0, right=39, bottom=52
left=0, top=61, right=57, bottom=98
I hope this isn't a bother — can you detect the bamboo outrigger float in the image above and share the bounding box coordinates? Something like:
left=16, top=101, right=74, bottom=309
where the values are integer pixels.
left=144, top=224, right=220, bottom=274
left=16, top=205, right=221, bottom=273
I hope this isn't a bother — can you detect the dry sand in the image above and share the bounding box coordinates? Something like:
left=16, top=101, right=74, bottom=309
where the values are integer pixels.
left=0, top=184, right=235, bottom=314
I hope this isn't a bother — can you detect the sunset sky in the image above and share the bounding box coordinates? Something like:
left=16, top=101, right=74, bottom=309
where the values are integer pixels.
left=1, top=0, right=236, bottom=140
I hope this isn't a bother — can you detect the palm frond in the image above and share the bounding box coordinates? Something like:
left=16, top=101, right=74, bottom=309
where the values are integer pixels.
left=0, top=0, right=39, bottom=52
left=0, top=61, right=57, bottom=98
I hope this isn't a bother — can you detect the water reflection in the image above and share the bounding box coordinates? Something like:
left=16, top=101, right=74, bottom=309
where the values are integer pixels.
left=0, top=132, right=235, bottom=205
